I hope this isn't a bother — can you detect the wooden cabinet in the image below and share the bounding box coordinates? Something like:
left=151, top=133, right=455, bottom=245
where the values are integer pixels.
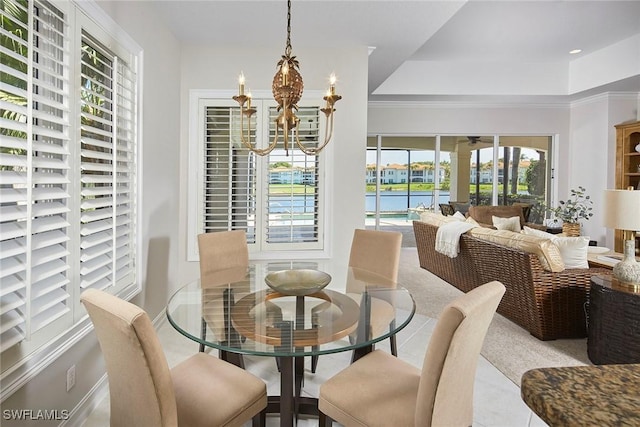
left=614, top=120, right=640, bottom=254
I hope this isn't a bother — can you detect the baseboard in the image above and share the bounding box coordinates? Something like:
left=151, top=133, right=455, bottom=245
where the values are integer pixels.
left=59, top=373, right=108, bottom=427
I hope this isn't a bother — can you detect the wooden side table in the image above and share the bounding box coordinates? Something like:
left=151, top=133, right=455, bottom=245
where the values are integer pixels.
left=588, top=274, right=640, bottom=364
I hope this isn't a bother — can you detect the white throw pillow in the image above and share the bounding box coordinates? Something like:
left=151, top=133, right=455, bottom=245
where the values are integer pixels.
left=492, top=215, right=521, bottom=232
left=552, top=236, right=590, bottom=269
left=522, top=226, right=557, bottom=239
left=452, top=211, right=466, bottom=221
left=523, top=227, right=589, bottom=269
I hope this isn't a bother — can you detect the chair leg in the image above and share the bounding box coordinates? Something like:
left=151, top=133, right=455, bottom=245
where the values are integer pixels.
left=318, top=411, right=333, bottom=426
left=389, top=321, right=397, bottom=357
left=252, top=409, right=266, bottom=427
left=199, top=317, right=206, bottom=353
left=311, top=347, right=319, bottom=373
left=390, top=334, right=398, bottom=357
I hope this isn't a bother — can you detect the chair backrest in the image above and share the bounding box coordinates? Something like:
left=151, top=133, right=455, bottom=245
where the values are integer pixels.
left=348, top=229, right=402, bottom=282
left=198, top=230, right=249, bottom=286
left=439, top=203, right=455, bottom=216
left=81, top=289, right=177, bottom=427
left=415, top=281, right=505, bottom=427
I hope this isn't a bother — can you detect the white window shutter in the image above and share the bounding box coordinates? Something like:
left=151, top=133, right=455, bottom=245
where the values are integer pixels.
left=264, top=106, right=320, bottom=247
left=203, top=106, right=258, bottom=244
left=113, top=58, right=136, bottom=286
left=78, top=34, right=136, bottom=292
left=1, top=0, right=70, bottom=348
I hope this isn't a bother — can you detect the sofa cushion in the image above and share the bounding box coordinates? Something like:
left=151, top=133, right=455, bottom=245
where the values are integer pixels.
left=419, top=211, right=477, bottom=228
left=468, top=205, right=526, bottom=228
left=468, top=227, right=565, bottom=272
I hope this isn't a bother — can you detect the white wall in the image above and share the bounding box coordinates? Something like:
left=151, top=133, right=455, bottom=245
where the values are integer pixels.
left=176, top=45, right=370, bottom=287
left=378, top=60, right=568, bottom=95
left=569, top=94, right=639, bottom=246
left=92, top=0, right=182, bottom=322
left=1, top=2, right=182, bottom=425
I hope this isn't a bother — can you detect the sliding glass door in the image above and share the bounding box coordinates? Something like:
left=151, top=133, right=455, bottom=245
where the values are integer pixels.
left=366, top=135, right=552, bottom=225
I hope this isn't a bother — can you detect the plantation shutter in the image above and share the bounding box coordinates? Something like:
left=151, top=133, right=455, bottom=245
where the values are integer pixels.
left=79, top=32, right=136, bottom=291
left=1, top=0, right=70, bottom=348
left=264, top=106, right=320, bottom=246
left=195, top=99, right=324, bottom=253
left=113, top=53, right=136, bottom=286
left=202, top=105, right=257, bottom=244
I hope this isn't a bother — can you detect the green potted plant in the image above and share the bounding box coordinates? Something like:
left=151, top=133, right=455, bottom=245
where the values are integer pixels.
left=548, top=186, right=593, bottom=236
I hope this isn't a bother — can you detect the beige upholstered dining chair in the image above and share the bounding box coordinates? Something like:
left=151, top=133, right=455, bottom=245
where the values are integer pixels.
left=81, top=288, right=267, bottom=427
left=318, top=280, right=506, bottom=427
left=197, top=230, right=249, bottom=354
left=311, top=228, right=403, bottom=372
left=347, top=228, right=403, bottom=353
left=198, top=230, right=249, bottom=285
left=348, top=228, right=403, bottom=284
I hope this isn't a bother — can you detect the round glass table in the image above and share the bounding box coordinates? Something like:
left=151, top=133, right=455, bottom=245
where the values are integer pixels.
left=166, top=261, right=415, bottom=427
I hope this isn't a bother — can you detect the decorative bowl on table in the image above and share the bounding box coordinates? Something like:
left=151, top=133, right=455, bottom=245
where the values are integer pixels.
left=588, top=246, right=610, bottom=254
left=264, top=269, right=332, bottom=296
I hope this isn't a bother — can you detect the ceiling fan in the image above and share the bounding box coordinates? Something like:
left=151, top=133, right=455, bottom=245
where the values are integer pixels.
left=466, top=136, right=492, bottom=145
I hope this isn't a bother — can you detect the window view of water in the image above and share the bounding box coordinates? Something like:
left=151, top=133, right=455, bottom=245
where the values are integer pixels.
left=268, top=192, right=449, bottom=216
left=365, top=191, right=450, bottom=213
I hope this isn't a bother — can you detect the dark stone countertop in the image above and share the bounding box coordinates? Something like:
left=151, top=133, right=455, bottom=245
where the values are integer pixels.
left=521, top=364, right=640, bottom=426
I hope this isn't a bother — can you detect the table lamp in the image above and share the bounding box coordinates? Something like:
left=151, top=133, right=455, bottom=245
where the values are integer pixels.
left=604, top=188, right=640, bottom=285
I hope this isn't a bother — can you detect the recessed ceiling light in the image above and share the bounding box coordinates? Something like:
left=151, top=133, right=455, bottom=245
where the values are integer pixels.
left=569, top=49, right=582, bottom=55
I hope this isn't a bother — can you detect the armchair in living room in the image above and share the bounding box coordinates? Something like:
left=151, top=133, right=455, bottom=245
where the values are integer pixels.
left=467, top=205, right=546, bottom=231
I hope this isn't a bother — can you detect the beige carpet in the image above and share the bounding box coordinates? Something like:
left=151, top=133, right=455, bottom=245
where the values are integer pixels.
left=398, top=247, right=591, bottom=386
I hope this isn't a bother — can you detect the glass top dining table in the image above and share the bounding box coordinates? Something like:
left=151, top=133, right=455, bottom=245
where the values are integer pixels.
left=166, top=260, right=416, bottom=427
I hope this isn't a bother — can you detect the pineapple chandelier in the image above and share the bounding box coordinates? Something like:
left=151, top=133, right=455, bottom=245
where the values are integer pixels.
left=232, top=0, right=341, bottom=156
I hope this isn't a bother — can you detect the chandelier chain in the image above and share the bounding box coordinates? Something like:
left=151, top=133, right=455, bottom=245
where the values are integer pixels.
left=285, top=0, right=292, bottom=56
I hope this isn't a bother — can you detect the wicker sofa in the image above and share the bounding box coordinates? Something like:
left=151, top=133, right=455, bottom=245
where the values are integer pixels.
left=413, top=217, right=610, bottom=340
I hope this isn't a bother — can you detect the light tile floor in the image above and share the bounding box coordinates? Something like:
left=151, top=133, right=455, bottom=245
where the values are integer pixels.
left=83, top=312, right=548, bottom=427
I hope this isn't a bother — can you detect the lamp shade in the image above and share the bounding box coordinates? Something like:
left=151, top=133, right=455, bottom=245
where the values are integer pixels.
left=604, top=189, right=640, bottom=231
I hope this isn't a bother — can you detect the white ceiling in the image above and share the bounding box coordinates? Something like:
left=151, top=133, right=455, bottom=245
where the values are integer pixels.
left=150, top=0, right=640, bottom=101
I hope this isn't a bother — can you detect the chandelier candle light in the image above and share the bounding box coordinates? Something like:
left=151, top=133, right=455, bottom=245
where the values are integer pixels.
left=233, top=0, right=341, bottom=156
left=604, top=188, right=640, bottom=286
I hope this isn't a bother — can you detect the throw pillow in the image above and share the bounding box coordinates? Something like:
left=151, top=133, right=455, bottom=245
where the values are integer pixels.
left=522, top=226, right=557, bottom=239
left=452, top=211, right=466, bottom=221
left=523, top=227, right=589, bottom=269
left=465, top=216, right=479, bottom=226
left=492, top=215, right=522, bottom=232
left=552, top=236, right=590, bottom=269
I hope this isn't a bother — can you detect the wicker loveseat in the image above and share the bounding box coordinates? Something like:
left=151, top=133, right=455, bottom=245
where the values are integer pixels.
left=413, top=217, right=610, bottom=340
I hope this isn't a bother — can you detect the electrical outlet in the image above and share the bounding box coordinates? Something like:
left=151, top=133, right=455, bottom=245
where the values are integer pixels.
left=66, top=365, right=76, bottom=392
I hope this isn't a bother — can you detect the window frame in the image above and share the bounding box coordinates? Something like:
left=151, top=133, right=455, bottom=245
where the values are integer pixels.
left=187, top=89, right=331, bottom=262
